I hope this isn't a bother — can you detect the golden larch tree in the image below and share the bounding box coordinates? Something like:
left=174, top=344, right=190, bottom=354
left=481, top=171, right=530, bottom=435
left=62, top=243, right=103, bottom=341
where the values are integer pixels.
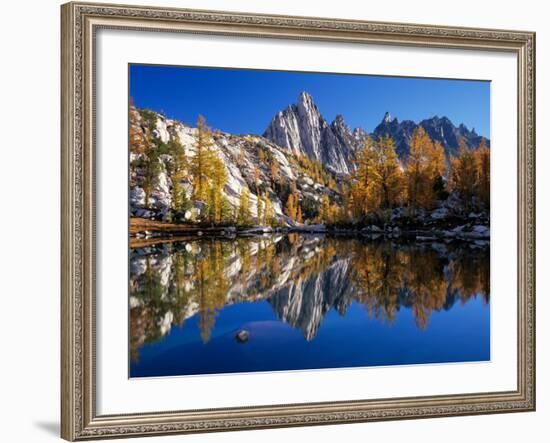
left=319, top=194, right=330, bottom=223
left=207, top=155, right=228, bottom=223
left=252, top=164, right=261, bottom=194
left=374, top=135, right=404, bottom=209
left=475, top=138, right=490, bottom=209
left=270, top=159, right=279, bottom=183
left=429, top=140, right=447, bottom=182
left=237, top=188, right=251, bottom=226
left=351, top=136, right=380, bottom=217
left=264, top=191, right=274, bottom=226
left=296, top=204, right=303, bottom=224
left=256, top=195, right=264, bottom=224
left=285, top=193, right=298, bottom=220
left=168, top=139, right=189, bottom=213
left=449, top=138, right=478, bottom=212
left=406, top=127, right=438, bottom=213
left=190, top=115, right=215, bottom=202
left=129, top=111, right=147, bottom=155
left=237, top=145, right=245, bottom=167
left=258, top=148, right=266, bottom=163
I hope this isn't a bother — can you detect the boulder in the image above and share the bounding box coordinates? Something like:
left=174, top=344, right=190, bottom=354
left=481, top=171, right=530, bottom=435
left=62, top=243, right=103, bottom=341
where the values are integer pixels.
left=474, top=240, right=490, bottom=247
left=235, top=330, right=249, bottom=343
left=441, top=230, right=456, bottom=238
left=472, top=225, right=490, bottom=235
left=130, top=186, right=145, bottom=206
left=430, top=207, right=449, bottom=220
left=416, top=235, right=437, bottom=242
left=239, top=226, right=273, bottom=235
left=390, top=207, right=406, bottom=221
left=369, top=233, right=382, bottom=240
left=464, top=225, right=490, bottom=239
left=291, top=224, right=326, bottom=233
left=135, top=208, right=154, bottom=218
left=193, top=201, right=207, bottom=213
left=430, top=242, right=449, bottom=255
left=363, top=225, right=383, bottom=233
left=452, top=225, right=466, bottom=233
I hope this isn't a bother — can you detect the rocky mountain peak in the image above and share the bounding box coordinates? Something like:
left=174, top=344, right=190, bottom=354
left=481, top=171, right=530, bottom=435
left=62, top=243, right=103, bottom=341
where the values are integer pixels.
left=295, top=92, right=321, bottom=124
left=264, top=93, right=358, bottom=174
left=264, top=91, right=490, bottom=172
left=333, top=113, right=346, bottom=124
left=298, top=90, right=316, bottom=107
left=331, top=114, right=349, bottom=132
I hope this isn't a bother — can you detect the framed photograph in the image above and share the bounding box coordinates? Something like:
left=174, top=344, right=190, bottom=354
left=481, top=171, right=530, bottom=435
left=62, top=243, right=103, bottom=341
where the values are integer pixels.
left=61, top=1, right=536, bottom=440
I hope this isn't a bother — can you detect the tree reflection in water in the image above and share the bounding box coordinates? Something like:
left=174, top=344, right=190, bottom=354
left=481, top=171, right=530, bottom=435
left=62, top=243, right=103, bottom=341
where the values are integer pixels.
left=129, top=236, right=489, bottom=362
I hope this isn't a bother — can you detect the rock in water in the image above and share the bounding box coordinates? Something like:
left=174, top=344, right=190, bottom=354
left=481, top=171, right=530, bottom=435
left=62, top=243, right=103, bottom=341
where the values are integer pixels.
left=235, top=329, right=250, bottom=343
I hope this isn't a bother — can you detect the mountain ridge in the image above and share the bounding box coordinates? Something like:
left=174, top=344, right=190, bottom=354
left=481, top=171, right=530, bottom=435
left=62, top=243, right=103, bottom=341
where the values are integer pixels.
left=263, top=91, right=489, bottom=173
left=373, top=113, right=489, bottom=159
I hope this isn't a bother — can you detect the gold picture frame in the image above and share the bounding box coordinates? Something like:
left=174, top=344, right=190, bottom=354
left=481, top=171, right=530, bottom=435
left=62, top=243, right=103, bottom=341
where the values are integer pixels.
left=61, top=1, right=536, bottom=440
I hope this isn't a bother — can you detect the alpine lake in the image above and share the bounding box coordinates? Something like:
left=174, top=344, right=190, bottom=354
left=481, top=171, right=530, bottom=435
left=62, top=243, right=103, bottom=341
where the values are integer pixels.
left=129, top=231, right=490, bottom=378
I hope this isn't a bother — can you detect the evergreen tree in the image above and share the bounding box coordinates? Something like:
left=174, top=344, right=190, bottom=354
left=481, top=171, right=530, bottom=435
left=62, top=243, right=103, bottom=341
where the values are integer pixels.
left=129, top=114, right=147, bottom=156
left=142, top=142, right=161, bottom=209
left=130, top=106, right=161, bottom=209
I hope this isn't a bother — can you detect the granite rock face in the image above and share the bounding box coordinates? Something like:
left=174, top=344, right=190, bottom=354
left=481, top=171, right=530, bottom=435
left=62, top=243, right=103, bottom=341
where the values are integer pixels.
left=263, top=92, right=364, bottom=174
left=129, top=104, right=339, bottom=225
left=264, top=92, right=489, bottom=172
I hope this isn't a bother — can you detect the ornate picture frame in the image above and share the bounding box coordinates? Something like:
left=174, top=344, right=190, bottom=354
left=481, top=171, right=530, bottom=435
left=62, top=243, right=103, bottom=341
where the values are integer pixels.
left=61, top=1, right=535, bottom=440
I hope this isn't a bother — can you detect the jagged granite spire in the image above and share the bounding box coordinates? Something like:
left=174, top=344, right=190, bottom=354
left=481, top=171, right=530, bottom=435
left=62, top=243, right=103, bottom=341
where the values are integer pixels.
left=263, top=92, right=363, bottom=174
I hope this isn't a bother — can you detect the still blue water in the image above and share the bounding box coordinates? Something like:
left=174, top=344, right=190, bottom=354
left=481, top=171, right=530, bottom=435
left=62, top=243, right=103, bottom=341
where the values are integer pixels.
left=129, top=235, right=490, bottom=377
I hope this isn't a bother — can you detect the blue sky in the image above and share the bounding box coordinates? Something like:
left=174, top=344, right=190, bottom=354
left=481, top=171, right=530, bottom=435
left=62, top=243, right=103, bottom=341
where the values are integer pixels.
left=129, top=64, right=490, bottom=138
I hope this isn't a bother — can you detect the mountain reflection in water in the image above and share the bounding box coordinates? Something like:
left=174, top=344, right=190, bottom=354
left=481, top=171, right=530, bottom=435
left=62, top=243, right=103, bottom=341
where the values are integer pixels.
left=129, top=235, right=490, bottom=377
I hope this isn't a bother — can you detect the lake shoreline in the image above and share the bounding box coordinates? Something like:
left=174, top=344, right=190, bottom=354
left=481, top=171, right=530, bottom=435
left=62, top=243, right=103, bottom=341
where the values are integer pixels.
left=129, top=216, right=489, bottom=249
